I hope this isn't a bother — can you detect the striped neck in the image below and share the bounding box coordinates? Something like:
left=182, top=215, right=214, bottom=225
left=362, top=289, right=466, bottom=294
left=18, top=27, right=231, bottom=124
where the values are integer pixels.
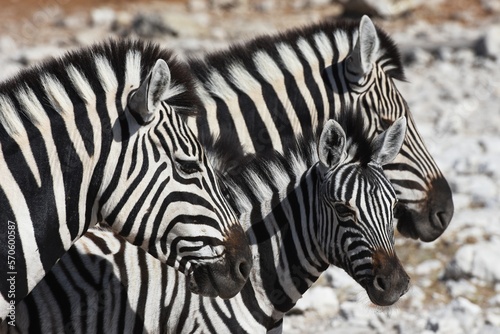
left=225, top=153, right=331, bottom=326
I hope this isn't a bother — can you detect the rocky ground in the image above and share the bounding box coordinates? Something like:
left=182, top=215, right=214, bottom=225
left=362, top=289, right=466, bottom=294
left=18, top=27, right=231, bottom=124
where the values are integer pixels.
left=0, top=1, right=499, bottom=333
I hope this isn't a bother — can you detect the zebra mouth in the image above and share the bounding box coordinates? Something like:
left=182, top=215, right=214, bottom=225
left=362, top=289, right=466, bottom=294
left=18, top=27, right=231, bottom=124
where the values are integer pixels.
left=360, top=251, right=411, bottom=307
left=187, top=265, right=220, bottom=298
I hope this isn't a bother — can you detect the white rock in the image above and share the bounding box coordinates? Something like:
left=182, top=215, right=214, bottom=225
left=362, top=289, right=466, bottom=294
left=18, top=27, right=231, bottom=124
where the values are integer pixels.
left=426, top=298, right=483, bottom=333
left=324, top=267, right=358, bottom=289
left=446, top=240, right=500, bottom=283
left=485, top=309, right=500, bottom=327
left=481, top=0, right=500, bottom=13
left=0, top=36, right=17, bottom=54
left=452, top=174, right=497, bottom=207
left=308, top=0, right=332, bottom=6
left=338, top=301, right=377, bottom=325
left=414, top=259, right=443, bottom=276
left=488, top=294, right=500, bottom=306
left=446, top=279, right=477, bottom=299
left=74, top=28, right=108, bottom=46
left=63, top=14, right=88, bottom=30
left=188, top=0, right=209, bottom=11
left=14, top=46, right=65, bottom=65
left=404, top=285, right=426, bottom=310
left=91, top=7, right=116, bottom=28
left=343, top=0, right=424, bottom=18
left=293, top=286, right=340, bottom=316
left=475, top=25, right=500, bottom=59
left=426, top=315, right=462, bottom=334
left=253, top=0, right=277, bottom=12
left=402, top=47, right=433, bottom=66
left=448, top=209, right=500, bottom=237
left=323, top=267, right=364, bottom=302
left=132, top=13, right=178, bottom=38
left=479, top=325, right=500, bottom=334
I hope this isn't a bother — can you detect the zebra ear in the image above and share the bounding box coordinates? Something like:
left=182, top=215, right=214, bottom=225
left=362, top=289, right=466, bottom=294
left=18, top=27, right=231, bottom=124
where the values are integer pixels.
left=318, top=120, right=346, bottom=169
left=128, top=59, right=171, bottom=124
left=346, top=15, right=380, bottom=78
left=371, top=116, right=406, bottom=166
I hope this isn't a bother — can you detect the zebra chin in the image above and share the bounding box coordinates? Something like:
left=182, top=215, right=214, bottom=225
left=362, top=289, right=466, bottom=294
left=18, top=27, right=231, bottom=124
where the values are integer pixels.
left=396, top=177, right=454, bottom=242
left=186, top=226, right=253, bottom=299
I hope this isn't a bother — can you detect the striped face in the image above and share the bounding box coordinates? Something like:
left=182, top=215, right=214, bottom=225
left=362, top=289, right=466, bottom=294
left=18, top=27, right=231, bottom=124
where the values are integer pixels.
left=97, top=59, right=252, bottom=299
left=343, top=17, right=453, bottom=241
left=317, top=117, right=409, bottom=306
left=326, top=162, right=409, bottom=305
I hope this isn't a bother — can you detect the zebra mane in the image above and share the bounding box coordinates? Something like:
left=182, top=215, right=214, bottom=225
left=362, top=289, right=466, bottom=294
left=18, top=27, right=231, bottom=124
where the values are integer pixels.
left=334, top=109, right=375, bottom=167
left=0, top=39, right=201, bottom=137
left=189, top=18, right=404, bottom=83
left=207, top=110, right=374, bottom=215
left=217, top=139, right=316, bottom=216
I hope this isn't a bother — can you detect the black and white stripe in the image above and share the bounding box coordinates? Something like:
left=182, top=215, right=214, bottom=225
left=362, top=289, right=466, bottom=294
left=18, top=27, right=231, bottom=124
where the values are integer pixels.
left=0, top=40, right=252, bottom=321
left=187, top=15, right=453, bottom=242
left=7, top=114, right=410, bottom=333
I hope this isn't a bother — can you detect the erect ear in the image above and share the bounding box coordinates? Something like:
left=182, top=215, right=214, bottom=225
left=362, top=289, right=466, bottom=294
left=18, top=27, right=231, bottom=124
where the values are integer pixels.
left=371, top=116, right=406, bottom=166
left=318, top=120, right=346, bottom=169
left=346, top=15, right=380, bottom=78
left=128, top=59, right=171, bottom=124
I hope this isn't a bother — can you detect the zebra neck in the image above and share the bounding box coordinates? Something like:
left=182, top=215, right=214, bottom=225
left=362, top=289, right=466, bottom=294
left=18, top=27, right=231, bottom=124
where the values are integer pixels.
left=242, top=165, right=329, bottom=323
left=189, top=38, right=350, bottom=155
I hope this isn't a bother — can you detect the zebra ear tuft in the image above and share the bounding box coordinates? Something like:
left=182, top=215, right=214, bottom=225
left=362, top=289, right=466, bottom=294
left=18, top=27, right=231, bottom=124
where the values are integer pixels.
left=371, top=116, right=406, bottom=166
left=128, top=59, right=171, bottom=124
left=346, top=15, right=380, bottom=78
left=318, top=119, right=346, bottom=169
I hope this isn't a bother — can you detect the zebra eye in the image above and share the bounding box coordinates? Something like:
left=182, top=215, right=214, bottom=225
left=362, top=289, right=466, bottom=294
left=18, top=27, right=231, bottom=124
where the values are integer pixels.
left=176, top=159, right=202, bottom=174
left=334, top=203, right=353, bottom=218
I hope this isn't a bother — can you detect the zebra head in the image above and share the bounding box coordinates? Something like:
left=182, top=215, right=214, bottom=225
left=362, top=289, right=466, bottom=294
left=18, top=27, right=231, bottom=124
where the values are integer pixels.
left=317, top=116, right=409, bottom=306
left=100, top=59, right=252, bottom=299
left=344, top=16, right=454, bottom=241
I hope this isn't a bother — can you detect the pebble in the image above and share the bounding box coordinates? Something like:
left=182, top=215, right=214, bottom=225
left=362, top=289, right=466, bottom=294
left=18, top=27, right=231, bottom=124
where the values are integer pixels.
left=414, top=259, right=443, bottom=276
left=475, top=25, right=500, bottom=59
left=343, top=0, right=424, bottom=18
left=292, top=286, right=340, bottom=316
left=444, top=239, right=500, bottom=283
left=446, top=279, right=477, bottom=299
left=90, top=7, right=116, bottom=28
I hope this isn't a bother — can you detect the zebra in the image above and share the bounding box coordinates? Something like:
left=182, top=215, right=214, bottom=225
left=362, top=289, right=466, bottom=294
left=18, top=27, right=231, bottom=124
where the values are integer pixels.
left=0, top=39, right=252, bottom=322
left=6, top=113, right=411, bottom=333
left=186, top=15, right=454, bottom=242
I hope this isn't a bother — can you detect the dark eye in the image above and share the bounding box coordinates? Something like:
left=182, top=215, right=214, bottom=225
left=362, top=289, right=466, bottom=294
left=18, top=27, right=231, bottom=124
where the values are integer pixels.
left=334, top=203, right=353, bottom=218
left=176, top=159, right=201, bottom=174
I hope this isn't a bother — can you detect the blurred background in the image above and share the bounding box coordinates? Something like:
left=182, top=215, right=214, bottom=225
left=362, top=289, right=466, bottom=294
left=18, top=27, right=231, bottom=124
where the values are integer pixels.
left=1, top=0, right=499, bottom=333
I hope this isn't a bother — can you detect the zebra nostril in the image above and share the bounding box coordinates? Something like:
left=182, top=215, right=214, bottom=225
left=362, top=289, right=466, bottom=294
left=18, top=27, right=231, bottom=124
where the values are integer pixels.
left=236, top=259, right=251, bottom=280
left=436, top=211, right=449, bottom=229
left=374, top=275, right=387, bottom=292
